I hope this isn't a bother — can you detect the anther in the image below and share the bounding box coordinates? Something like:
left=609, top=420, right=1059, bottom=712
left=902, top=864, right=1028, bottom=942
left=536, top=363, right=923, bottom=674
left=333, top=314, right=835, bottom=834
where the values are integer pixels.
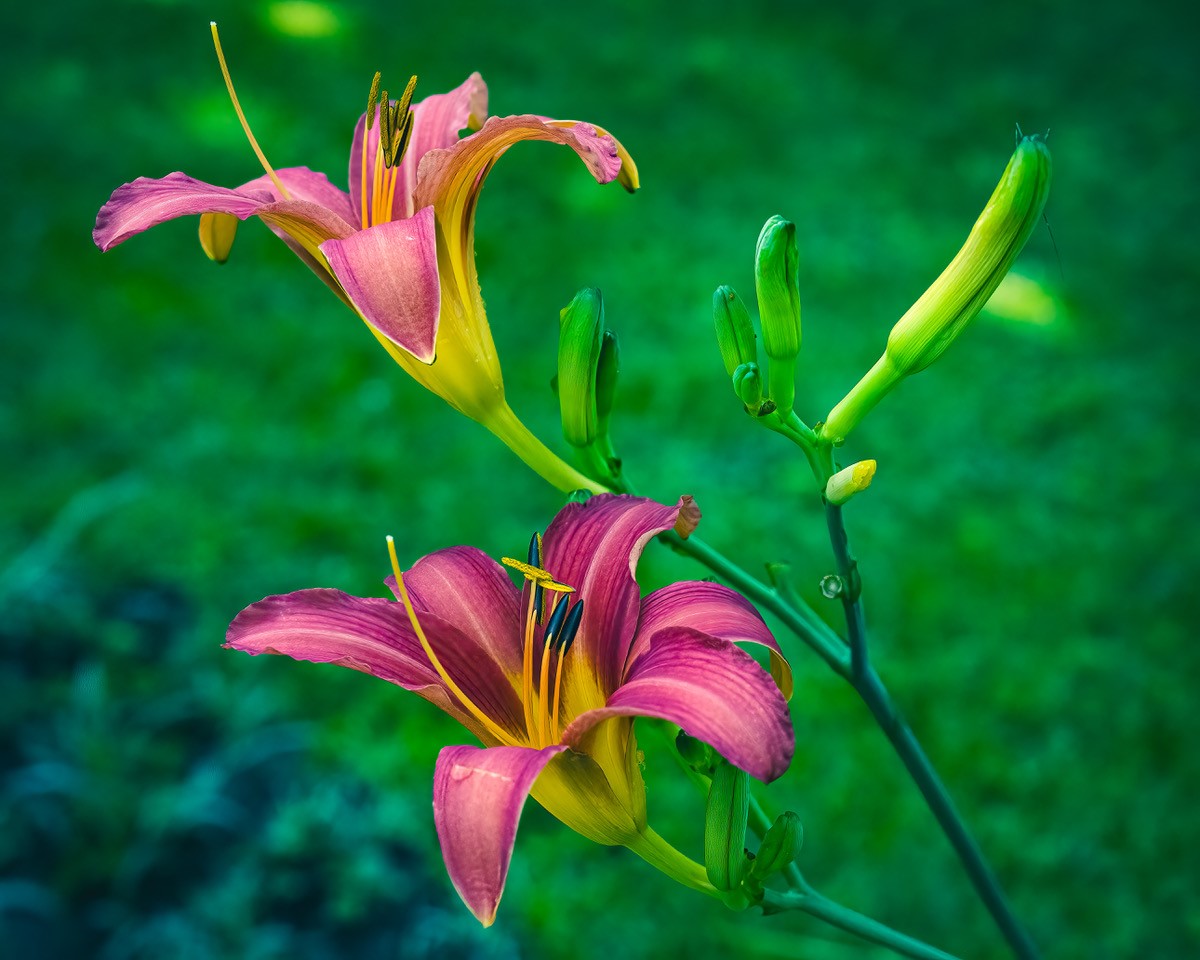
left=556, top=599, right=585, bottom=652
left=543, top=595, right=570, bottom=646
left=366, top=71, right=381, bottom=131
left=526, top=533, right=545, bottom=620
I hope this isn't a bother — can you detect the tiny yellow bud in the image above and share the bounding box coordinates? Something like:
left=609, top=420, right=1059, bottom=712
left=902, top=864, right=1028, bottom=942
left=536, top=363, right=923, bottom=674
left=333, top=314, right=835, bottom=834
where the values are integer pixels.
left=824, top=460, right=877, bottom=505
left=198, top=212, right=238, bottom=263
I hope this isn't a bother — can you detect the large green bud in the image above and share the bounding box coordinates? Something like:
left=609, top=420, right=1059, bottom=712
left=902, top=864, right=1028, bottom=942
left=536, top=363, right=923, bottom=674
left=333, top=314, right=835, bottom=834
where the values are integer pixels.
left=822, top=133, right=1052, bottom=443
left=704, top=759, right=750, bottom=894
left=754, top=216, right=802, bottom=415
left=557, top=287, right=606, bottom=448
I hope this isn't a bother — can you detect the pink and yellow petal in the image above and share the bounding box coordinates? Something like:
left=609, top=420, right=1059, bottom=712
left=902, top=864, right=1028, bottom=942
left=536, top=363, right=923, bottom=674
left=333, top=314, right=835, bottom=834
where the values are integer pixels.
left=633, top=581, right=794, bottom=700
left=319, top=208, right=441, bottom=363
left=433, top=743, right=565, bottom=926
left=562, top=626, right=794, bottom=784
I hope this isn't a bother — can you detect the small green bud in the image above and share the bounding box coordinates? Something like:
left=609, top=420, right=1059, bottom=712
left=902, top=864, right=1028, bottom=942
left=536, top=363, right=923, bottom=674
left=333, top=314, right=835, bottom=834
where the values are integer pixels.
left=713, top=285, right=758, bottom=377
left=732, top=362, right=764, bottom=409
left=595, top=329, right=620, bottom=424
left=824, top=460, right=877, bottom=505
left=557, top=287, right=606, bottom=448
left=749, top=811, right=804, bottom=881
left=199, top=212, right=238, bottom=263
left=755, top=216, right=801, bottom=361
left=675, top=732, right=714, bottom=774
left=822, top=134, right=1052, bottom=443
left=704, top=759, right=750, bottom=892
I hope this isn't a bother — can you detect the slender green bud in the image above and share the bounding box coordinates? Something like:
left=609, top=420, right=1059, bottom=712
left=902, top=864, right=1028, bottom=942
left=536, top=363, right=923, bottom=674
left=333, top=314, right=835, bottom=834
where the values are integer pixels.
left=199, top=211, right=238, bottom=263
left=713, top=285, right=758, bottom=377
left=749, top=811, right=804, bottom=881
left=595, top=329, right=620, bottom=424
left=755, top=216, right=801, bottom=361
left=557, top=287, right=606, bottom=448
left=755, top=216, right=801, bottom=415
left=704, top=759, right=750, bottom=892
left=822, top=134, right=1052, bottom=443
left=824, top=460, right=877, bottom=505
left=732, top=362, right=764, bottom=409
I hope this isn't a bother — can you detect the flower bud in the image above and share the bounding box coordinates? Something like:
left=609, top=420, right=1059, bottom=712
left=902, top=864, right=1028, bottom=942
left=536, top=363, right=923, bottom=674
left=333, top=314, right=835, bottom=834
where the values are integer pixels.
left=595, top=329, right=620, bottom=425
left=557, top=287, right=606, bottom=448
left=732, top=362, right=764, bottom=410
left=199, top=212, right=238, bottom=264
left=748, top=811, right=804, bottom=881
left=886, top=134, right=1052, bottom=376
left=754, top=216, right=801, bottom=362
left=713, top=285, right=758, bottom=377
left=822, top=134, right=1052, bottom=443
left=704, top=759, right=750, bottom=892
left=824, top=460, right=876, bottom=505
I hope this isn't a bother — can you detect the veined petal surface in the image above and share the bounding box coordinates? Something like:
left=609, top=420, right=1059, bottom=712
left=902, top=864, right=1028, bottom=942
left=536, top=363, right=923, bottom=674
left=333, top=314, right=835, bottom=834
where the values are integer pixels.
left=433, top=743, right=564, bottom=926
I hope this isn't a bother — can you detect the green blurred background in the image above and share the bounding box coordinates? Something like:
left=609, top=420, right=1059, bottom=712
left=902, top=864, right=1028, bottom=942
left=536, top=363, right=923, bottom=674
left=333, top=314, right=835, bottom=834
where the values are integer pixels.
left=4, top=0, right=1198, bottom=956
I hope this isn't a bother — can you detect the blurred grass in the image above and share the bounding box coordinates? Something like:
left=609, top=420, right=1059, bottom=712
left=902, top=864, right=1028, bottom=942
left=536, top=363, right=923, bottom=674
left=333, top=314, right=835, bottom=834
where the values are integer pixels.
left=3, top=0, right=1199, bottom=956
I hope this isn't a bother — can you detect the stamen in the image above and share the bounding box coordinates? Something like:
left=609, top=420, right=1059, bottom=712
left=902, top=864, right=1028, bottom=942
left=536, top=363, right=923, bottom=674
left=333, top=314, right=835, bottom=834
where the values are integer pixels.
left=386, top=536, right=515, bottom=746
left=520, top=587, right=536, bottom=739
left=500, top=557, right=574, bottom=594
left=365, top=72, right=381, bottom=131
left=537, top=612, right=555, bottom=746
left=209, top=23, right=290, bottom=200
left=550, top=600, right=583, bottom=742
left=527, top=533, right=544, bottom=621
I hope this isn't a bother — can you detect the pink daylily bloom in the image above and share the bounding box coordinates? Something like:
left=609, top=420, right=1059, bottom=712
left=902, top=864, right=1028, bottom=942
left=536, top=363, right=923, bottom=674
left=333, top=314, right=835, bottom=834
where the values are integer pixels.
left=93, top=71, right=637, bottom=426
left=225, top=495, right=794, bottom=925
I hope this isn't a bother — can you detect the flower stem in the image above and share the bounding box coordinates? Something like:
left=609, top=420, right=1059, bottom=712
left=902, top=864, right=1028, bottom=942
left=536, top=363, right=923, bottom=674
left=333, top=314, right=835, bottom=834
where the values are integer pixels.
left=480, top=404, right=607, bottom=495
left=760, top=887, right=963, bottom=960
left=823, top=502, right=1041, bottom=960
left=625, top=827, right=717, bottom=896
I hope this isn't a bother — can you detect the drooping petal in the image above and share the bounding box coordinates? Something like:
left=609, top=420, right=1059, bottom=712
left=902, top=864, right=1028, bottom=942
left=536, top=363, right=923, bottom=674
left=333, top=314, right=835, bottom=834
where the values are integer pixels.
left=224, top=588, right=524, bottom=740
left=93, top=172, right=275, bottom=251
left=433, top=743, right=565, bottom=927
left=319, top=207, right=440, bottom=363
left=414, top=114, right=623, bottom=216
left=631, top=581, right=794, bottom=700
left=561, top=626, right=794, bottom=783
left=349, top=73, right=488, bottom=226
left=385, top=546, right=523, bottom=682
left=541, top=495, right=686, bottom=700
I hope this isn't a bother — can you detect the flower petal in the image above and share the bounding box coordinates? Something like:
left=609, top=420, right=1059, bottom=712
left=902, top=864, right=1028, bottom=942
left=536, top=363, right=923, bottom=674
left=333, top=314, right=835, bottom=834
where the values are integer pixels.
left=561, top=626, right=794, bottom=783
left=541, top=495, right=686, bottom=699
left=319, top=207, right=441, bottom=362
left=433, top=743, right=565, bottom=926
left=386, top=546, right=523, bottom=682
left=224, top=588, right=524, bottom=740
left=349, top=73, right=488, bottom=226
left=631, top=581, right=793, bottom=700
left=413, top=114, right=624, bottom=215
left=240, top=166, right=357, bottom=228
left=93, top=172, right=274, bottom=251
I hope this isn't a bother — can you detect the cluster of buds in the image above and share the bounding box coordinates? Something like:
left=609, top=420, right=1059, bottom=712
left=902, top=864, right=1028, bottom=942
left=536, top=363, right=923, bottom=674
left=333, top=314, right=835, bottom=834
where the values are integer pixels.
left=556, top=287, right=622, bottom=482
left=712, top=216, right=803, bottom=417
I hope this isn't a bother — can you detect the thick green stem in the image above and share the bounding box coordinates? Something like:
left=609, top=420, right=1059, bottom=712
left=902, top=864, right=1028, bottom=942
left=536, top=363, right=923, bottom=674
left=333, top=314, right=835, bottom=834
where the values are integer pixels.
left=824, top=502, right=1041, bottom=960
left=479, top=403, right=607, bottom=495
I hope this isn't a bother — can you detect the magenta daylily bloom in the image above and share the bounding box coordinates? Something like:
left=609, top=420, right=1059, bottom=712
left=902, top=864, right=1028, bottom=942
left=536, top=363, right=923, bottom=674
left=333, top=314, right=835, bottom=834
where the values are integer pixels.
left=225, top=495, right=794, bottom=925
left=94, top=56, right=637, bottom=492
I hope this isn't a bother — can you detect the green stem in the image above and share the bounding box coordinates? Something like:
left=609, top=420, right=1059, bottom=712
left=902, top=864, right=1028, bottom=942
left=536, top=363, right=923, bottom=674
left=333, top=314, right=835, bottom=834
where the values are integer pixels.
left=480, top=403, right=607, bottom=495
left=761, top=888, right=962, bottom=960
left=824, top=502, right=1041, bottom=960
left=660, top=530, right=850, bottom=680
left=626, top=827, right=717, bottom=896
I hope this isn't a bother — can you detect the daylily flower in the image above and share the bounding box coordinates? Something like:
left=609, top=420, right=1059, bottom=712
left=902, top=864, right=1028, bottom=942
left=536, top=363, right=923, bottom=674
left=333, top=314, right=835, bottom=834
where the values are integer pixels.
left=93, top=27, right=638, bottom=493
left=225, top=494, right=794, bottom=925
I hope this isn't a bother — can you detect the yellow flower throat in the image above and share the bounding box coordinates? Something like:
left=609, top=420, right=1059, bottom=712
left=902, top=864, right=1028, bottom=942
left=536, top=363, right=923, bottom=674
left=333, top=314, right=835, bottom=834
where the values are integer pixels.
left=388, top=533, right=583, bottom=750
